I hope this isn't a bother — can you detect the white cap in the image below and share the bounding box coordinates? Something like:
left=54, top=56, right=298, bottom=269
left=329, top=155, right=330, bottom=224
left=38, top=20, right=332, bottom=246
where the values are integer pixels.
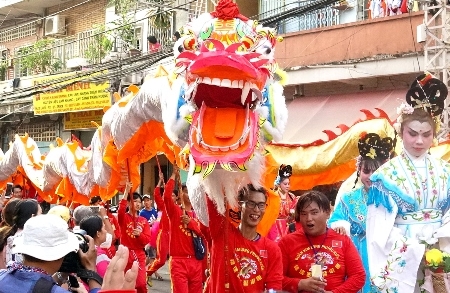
left=12, top=214, right=80, bottom=261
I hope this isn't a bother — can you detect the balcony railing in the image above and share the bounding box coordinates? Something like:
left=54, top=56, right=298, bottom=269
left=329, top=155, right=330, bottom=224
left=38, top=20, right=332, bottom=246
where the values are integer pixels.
left=258, top=0, right=421, bottom=34
left=10, top=25, right=172, bottom=78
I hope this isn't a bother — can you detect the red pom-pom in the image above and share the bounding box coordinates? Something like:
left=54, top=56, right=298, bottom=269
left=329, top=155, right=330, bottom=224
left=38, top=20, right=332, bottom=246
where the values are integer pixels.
left=211, top=0, right=241, bottom=20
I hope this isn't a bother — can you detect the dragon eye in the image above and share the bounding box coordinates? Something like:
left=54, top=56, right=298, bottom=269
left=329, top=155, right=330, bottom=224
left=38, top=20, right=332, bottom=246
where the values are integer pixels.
left=265, top=46, right=272, bottom=54
left=178, top=45, right=184, bottom=53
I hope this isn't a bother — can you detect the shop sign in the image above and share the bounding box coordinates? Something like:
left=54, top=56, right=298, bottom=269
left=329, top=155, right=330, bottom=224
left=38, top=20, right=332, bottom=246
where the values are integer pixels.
left=63, top=110, right=103, bottom=130
left=33, top=72, right=111, bottom=115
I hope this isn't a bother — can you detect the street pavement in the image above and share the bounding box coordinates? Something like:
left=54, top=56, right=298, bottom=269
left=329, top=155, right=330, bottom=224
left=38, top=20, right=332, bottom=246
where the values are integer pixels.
left=146, top=262, right=171, bottom=293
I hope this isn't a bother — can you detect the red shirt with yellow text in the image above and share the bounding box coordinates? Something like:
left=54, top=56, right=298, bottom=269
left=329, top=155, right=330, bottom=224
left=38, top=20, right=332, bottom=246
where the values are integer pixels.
left=163, top=179, right=203, bottom=257
left=206, top=198, right=283, bottom=293
left=118, top=199, right=151, bottom=250
left=278, top=229, right=365, bottom=293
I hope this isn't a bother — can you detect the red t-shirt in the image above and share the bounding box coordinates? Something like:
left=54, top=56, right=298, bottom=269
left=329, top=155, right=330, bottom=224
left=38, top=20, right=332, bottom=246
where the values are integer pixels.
left=153, top=187, right=169, bottom=232
left=118, top=199, right=151, bottom=250
left=278, top=229, right=365, bottom=293
left=163, top=179, right=203, bottom=257
left=206, top=198, right=283, bottom=293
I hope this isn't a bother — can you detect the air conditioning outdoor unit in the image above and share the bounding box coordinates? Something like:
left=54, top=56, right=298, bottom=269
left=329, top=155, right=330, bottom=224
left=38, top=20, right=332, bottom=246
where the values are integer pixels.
left=45, top=15, right=66, bottom=36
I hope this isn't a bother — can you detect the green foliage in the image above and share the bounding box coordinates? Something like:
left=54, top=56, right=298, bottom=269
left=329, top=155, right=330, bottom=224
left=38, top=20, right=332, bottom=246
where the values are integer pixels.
left=150, top=7, right=172, bottom=29
left=109, top=0, right=137, bottom=50
left=84, top=25, right=113, bottom=64
left=19, top=39, right=62, bottom=74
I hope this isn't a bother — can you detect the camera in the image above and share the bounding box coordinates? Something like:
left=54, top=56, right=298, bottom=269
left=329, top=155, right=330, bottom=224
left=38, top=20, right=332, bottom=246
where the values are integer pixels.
left=59, top=229, right=89, bottom=273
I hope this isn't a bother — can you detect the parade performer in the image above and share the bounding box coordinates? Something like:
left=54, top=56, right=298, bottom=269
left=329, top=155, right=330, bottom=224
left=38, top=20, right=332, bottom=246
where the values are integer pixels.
left=164, top=167, right=204, bottom=293
left=117, top=184, right=151, bottom=293
left=366, top=72, right=450, bottom=292
left=146, top=172, right=170, bottom=285
left=329, top=132, right=394, bottom=293
left=206, top=183, right=283, bottom=293
left=279, top=190, right=366, bottom=293
left=268, top=164, right=297, bottom=241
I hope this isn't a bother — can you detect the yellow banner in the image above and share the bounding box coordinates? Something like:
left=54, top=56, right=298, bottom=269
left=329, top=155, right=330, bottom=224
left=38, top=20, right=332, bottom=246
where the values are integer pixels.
left=63, top=110, right=103, bottom=130
left=33, top=72, right=111, bottom=115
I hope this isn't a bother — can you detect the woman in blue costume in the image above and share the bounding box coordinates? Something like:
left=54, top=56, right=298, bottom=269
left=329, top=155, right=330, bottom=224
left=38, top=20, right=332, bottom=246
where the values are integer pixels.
left=329, top=132, right=395, bottom=293
left=366, top=73, right=450, bottom=293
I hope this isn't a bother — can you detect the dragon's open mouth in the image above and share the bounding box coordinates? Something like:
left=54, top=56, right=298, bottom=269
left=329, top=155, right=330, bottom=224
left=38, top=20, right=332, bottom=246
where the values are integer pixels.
left=179, top=40, right=269, bottom=172
left=189, top=81, right=260, bottom=170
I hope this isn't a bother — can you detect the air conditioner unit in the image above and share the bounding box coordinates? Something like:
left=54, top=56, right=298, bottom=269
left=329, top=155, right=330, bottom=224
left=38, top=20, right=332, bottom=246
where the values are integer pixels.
left=45, top=15, right=66, bottom=36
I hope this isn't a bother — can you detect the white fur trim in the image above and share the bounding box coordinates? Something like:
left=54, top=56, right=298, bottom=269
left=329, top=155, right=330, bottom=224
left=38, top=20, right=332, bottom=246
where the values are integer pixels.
left=329, top=220, right=351, bottom=236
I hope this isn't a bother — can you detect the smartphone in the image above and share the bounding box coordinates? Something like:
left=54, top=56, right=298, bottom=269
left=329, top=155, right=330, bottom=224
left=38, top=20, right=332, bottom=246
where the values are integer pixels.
left=90, top=206, right=99, bottom=214
left=5, top=183, right=13, bottom=199
left=68, top=275, right=80, bottom=289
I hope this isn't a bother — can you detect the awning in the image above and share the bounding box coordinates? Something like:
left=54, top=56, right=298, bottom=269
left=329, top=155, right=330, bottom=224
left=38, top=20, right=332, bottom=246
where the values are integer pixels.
left=281, top=89, right=404, bottom=144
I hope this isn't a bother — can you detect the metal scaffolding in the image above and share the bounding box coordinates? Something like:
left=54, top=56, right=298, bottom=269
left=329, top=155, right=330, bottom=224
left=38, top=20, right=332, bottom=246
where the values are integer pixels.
left=424, top=0, right=450, bottom=140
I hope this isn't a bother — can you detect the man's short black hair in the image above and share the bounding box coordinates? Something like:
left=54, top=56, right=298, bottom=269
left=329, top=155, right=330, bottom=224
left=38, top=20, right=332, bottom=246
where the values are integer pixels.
left=13, top=185, right=22, bottom=191
left=89, top=196, right=101, bottom=205
left=294, top=190, right=331, bottom=222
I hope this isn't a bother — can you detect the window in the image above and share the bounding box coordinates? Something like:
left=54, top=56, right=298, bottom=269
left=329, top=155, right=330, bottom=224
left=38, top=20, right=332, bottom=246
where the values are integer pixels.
left=0, top=23, right=37, bottom=43
left=8, top=121, right=57, bottom=142
left=134, top=26, right=143, bottom=50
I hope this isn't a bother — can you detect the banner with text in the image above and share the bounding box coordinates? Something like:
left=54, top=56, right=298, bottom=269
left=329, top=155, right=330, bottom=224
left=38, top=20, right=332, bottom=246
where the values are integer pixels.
left=63, top=110, right=103, bottom=130
left=33, top=72, right=111, bottom=115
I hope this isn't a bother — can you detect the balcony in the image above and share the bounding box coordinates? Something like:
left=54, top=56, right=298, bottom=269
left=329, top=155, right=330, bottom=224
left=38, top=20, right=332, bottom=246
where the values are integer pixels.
left=258, top=0, right=423, bottom=34
left=7, top=23, right=173, bottom=80
left=274, top=11, right=424, bottom=69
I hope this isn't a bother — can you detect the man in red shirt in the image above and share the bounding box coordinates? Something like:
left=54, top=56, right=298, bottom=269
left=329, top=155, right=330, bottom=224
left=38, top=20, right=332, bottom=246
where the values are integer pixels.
left=206, top=184, right=283, bottom=293
left=117, top=184, right=151, bottom=293
left=146, top=172, right=171, bottom=284
left=278, top=190, right=365, bottom=293
left=164, top=167, right=204, bottom=293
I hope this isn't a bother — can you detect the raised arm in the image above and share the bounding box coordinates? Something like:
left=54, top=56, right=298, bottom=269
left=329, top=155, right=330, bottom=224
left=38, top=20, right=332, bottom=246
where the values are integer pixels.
left=162, top=168, right=177, bottom=216
left=118, top=182, right=132, bottom=224
left=153, top=172, right=165, bottom=211
left=206, top=196, right=225, bottom=239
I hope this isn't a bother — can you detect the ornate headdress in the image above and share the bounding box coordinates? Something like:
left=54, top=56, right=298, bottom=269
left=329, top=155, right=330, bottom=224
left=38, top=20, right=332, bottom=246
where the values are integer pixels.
left=274, top=164, right=292, bottom=186
left=395, top=72, right=448, bottom=133
left=406, top=73, right=447, bottom=117
left=354, top=132, right=395, bottom=189
left=357, top=132, right=394, bottom=162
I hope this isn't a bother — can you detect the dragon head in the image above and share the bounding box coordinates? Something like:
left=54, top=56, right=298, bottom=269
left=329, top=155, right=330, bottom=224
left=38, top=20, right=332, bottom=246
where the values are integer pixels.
left=164, top=0, right=287, bottom=222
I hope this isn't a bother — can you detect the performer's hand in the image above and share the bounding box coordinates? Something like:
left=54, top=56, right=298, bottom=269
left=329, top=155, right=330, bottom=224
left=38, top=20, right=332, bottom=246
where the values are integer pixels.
left=158, top=172, right=164, bottom=187
left=171, top=165, right=180, bottom=179
left=181, top=214, right=191, bottom=225
left=122, top=182, right=132, bottom=200
left=298, top=277, right=327, bottom=293
left=333, top=226, right=347, bottom=235
left=132, top=227, right=142, bottom=236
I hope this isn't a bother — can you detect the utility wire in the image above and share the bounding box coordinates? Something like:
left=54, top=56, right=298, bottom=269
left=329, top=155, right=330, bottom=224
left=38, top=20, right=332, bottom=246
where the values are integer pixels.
left=0, top=0, right=93, bottom=32
left=0, top=47, right=173, bottom=101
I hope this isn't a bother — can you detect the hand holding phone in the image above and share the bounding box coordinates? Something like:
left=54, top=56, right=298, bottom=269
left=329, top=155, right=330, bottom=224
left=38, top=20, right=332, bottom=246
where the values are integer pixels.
left=5, top=183, right=13, bottom=199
